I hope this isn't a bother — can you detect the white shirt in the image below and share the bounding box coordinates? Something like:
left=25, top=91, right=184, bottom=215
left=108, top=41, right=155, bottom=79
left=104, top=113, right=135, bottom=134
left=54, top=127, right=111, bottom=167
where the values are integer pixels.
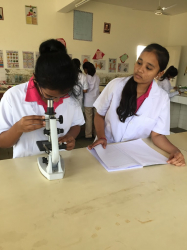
left=84, top=74, right=100, bottom=107
left=75, top=72, right=88, bottom=108
left=0, top=82, right=85, bottom=158
left=79, top=72, right=88, bottom=90
left=157, top=78, right=179, bottom=98
left=94, top=77, right=170, bottom=143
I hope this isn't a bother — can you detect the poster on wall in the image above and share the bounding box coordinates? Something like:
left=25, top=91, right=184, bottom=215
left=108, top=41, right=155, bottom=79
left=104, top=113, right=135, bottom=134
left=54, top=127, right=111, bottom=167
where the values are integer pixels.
left=93, top=49, right=105, bottom=60
left=25, top=5, right=37, bottom=25
left=73, top=10, right=93, bottom=41
left=0, top=50, right=4, bottom=67
left=108, top=58, right=117, bottom=73
left=81, top=55, right=90, bottom=65
left=103, top=22, right=111, bottom=34
left=119, top=53, right=129, bottom=63
left=6, top=51, right=19, bottom=68
left=93, top=60, right=106, bottom=70
left=23, top=51, right=34, bottom=68
left=0, top=7, right=4, bottom=20
left=118, top=63, right=129, bottom=73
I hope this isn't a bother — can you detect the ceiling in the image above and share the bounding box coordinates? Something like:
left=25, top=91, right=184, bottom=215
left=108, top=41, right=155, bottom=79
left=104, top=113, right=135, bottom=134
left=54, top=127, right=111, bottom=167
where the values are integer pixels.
left=92, top=0, right=187, bottom=15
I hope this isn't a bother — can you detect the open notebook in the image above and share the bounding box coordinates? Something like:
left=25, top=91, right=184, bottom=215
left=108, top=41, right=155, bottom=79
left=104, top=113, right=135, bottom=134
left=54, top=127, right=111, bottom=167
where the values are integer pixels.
left=88, top=139, right=168, bottom=172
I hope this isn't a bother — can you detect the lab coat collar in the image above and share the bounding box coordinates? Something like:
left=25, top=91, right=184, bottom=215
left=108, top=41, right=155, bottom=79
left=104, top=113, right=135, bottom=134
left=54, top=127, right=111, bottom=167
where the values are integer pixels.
left=136, top=80, right=159, bottom=116
left=149, top=79, right=160, bottom=98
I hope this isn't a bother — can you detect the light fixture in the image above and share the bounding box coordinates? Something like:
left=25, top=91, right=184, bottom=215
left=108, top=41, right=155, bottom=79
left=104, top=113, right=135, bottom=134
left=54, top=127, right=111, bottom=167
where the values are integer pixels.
left=75, top=0, right=90, bottom=8
left=155, top=10, right=162, bottom=15
left=155, top=6, right=162, bottom=15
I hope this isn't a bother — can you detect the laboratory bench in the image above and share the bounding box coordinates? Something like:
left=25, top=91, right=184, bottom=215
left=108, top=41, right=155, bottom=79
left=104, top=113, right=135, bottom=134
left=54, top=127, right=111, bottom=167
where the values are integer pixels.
left=0, top=91, right=4, bottom=99
left=0, top=134, right=187, bottom=250
left=0, top=84, right=15, bottom=99
left=170, top=94, right=187, bottom=131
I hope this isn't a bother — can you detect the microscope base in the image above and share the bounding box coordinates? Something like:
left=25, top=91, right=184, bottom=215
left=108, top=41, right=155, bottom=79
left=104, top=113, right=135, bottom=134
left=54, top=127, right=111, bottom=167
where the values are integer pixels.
left=37, top=156, right=65, bottom=180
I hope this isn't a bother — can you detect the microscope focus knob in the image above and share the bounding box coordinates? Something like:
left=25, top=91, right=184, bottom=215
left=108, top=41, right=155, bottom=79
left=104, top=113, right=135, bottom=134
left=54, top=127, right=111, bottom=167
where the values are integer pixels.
left=43, top=128, right=50, bottom=136
left=58, top=115, right=63, bottom=124
left=57, top=128, right=64, bottom=134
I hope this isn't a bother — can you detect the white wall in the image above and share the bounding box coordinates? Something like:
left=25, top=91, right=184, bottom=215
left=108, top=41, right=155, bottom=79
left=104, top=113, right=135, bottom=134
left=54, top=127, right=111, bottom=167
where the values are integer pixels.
left=0, top=0, right=63, bottom=80
left=0, top=0, right=170, bottom=81
left=67, top=2, right=170, bottom=75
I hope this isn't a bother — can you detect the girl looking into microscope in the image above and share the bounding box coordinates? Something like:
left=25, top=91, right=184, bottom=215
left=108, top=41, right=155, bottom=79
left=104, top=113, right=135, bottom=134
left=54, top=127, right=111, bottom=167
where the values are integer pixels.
left=0, top=39, right=85, bottom=158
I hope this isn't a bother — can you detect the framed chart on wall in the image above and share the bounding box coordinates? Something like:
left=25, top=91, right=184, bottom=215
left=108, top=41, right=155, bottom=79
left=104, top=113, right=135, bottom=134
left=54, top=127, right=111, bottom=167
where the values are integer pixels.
left=23, top=51, right=34, bottom=68
left=73, top=10, right=93, bottom=41
left=93, top=60, right=106, bottom=70
left=6, top=51, right=19, bottom=68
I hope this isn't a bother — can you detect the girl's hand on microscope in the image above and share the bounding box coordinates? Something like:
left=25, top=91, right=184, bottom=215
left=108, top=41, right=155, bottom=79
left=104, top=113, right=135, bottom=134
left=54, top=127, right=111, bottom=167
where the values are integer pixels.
left=16, top=115, right=46, bottom=133
left=58, top=134, right=75, bottom=150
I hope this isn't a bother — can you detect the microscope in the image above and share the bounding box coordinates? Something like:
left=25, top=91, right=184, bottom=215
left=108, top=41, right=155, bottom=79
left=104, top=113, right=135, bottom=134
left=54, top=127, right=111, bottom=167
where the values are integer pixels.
left=36, top=99, right=66, bottom=180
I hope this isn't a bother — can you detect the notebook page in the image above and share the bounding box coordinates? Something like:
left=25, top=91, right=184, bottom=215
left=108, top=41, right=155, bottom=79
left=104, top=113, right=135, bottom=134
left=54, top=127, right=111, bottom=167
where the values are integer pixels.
left=115, top=139, right=168, bottom=167
left=88, top=147, right=110, bottom=171
left=88, top=147, right=142, bottom=172
left=92, top=144, right=142, bottom=171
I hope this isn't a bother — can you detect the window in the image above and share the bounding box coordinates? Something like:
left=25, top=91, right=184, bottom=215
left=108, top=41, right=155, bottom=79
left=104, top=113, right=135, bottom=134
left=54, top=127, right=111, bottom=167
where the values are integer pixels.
left=137, top=45, right=146, bottom=60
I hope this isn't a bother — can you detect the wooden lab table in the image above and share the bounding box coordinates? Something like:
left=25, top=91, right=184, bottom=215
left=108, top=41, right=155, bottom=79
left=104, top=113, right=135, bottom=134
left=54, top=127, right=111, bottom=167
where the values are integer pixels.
left=1, top=136, right=187, bottom=250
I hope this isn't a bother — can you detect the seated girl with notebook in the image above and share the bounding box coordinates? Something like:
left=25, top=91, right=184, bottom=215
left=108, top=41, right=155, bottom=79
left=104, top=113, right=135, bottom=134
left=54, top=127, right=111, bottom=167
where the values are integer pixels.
left=88, top=43, right=185, bottom=167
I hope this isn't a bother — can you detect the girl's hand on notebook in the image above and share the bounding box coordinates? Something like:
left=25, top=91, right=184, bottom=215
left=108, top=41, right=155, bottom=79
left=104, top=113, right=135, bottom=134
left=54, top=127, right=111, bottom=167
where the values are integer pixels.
left=167, top=150, right=186, bottom=166
left=88, top=138, right=107, bottom=150
left=58, top=134, right=75, bottom=150
left=17, top=115, right=45, bottom=133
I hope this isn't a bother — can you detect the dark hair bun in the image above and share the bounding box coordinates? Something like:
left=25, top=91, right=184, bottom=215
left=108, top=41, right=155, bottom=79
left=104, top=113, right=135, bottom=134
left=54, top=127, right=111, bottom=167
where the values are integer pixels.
left=39, top=39, right=67, bottom=55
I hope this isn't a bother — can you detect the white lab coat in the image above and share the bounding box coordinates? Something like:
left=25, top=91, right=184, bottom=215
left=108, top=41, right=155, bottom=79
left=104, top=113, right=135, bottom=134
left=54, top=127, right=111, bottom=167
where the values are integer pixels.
left=84, top=74, right=100, bottom=107
left=94, top=77, right=170, bottom=143
left=0, top=82, right=85, bottom=158
left=157, top=78, right=179, bottom=98
left=74, top=72, right=88, bottom=108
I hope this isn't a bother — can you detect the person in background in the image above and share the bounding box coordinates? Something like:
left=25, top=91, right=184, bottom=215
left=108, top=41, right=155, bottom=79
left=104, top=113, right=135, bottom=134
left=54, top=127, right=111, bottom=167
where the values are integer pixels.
left=88, top=43, right=185, bottom=166
left=157, top=65, right=180, bottom=98
left=0, top=39, right=85, bottom=158
left=72, top=58, right=88, bottom=109
left=83, top=62, right=100, bottom=139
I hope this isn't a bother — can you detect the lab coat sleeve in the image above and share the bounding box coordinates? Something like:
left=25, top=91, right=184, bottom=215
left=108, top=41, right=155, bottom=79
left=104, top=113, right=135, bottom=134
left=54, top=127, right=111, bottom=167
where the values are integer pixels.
left=163, top=80, right=172, bottom=94
left=0, top=90, right=13, bottom=134
left=93, top=80, right=115, bottom=116
left=169, top=91, right=179, bottom=98
left=152, top=95, right=170, bottom=135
